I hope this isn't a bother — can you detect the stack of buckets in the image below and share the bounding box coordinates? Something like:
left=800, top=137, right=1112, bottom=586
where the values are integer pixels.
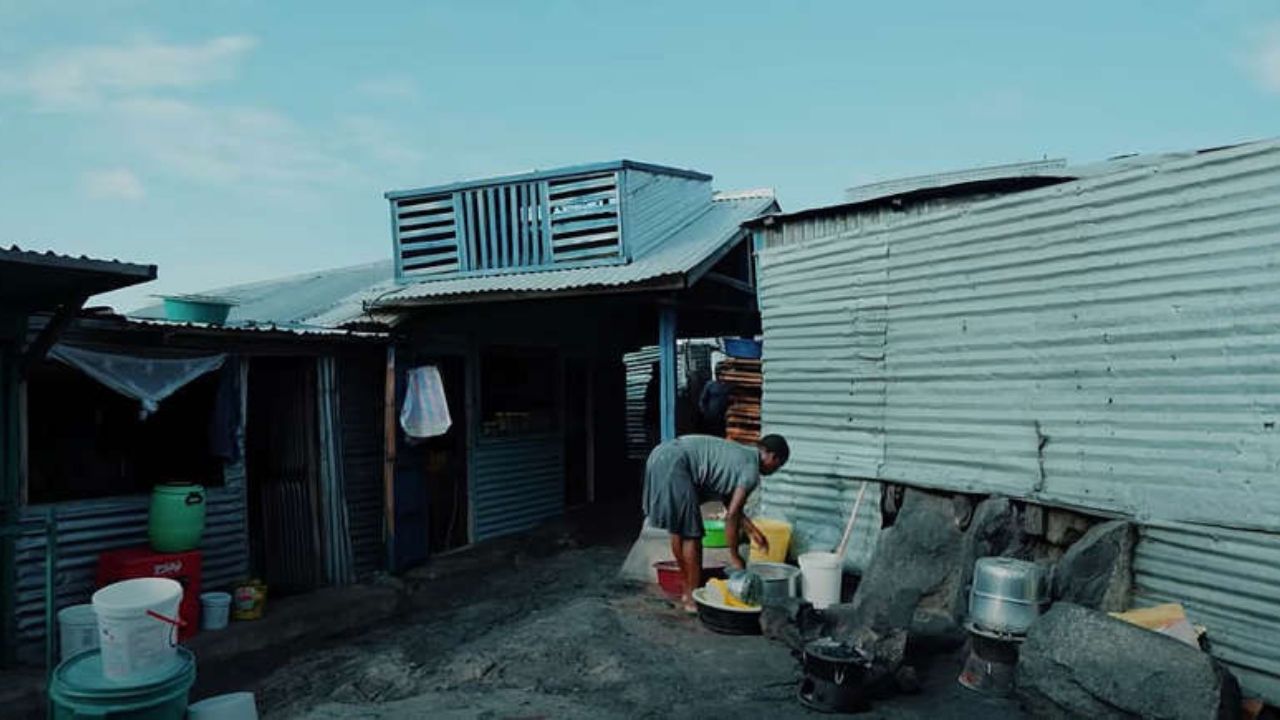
left=50, top=483, right=209, bottom=719
left=50, top=578, right=196, bottom=718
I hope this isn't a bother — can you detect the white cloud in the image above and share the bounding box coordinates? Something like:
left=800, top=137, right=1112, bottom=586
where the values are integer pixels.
left=81, top=167, right=145, bottom=200
left=1247, top=24, right=1280, bottom=93
left=111, top=97, right=355, bottom=188
left=5, top=35, right=256, bottom=109
left=357, top=75, right=422, bottom=102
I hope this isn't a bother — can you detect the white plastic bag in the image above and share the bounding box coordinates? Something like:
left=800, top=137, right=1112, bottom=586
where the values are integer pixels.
left=399, top=365, right=451, bottom=438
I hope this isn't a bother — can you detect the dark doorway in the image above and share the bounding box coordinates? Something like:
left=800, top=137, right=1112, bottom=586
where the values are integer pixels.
left=398, top=355, right=469, bottom=556
left=564, top=357, right=591, bottom=507
left=246, top=357, right=321, bottom=596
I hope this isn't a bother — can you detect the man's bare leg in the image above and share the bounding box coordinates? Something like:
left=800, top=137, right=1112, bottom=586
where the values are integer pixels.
left=679, top=536, right=702, bottom=613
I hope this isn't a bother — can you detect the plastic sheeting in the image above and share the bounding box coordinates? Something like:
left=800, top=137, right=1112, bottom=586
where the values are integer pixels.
left=49, top=344, right=225, bottom=417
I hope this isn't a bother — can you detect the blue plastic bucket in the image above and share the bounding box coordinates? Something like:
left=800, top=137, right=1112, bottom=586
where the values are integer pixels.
left=723, top=337, right=762, bottom=359
left=49, top=647, right=195, bottom=720
left=161, top=296, right=234, bottom=325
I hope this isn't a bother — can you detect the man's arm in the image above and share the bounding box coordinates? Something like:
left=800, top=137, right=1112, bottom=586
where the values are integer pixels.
left=724, top=485, right=766, bottom=569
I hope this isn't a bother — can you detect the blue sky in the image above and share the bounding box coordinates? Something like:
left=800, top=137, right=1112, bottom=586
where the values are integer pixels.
left=2, top=1, right=1278, bottom=310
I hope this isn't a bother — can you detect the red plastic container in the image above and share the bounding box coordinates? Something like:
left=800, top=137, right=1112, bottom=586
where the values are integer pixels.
left=97, top=547, right=202, bottom=640
left=653, top=560, right=728, bottom=599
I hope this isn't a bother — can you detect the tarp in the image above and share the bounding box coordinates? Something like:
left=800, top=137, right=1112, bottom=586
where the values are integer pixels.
left=49, top=344, right=226, bottom=417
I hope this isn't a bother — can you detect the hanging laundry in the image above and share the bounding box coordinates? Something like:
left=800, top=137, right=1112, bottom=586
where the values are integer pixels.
left=400, top=365, right=452, bottom=438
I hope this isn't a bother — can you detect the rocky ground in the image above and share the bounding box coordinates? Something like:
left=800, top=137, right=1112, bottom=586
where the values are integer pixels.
left=194, top=510, right=1024, bottom=719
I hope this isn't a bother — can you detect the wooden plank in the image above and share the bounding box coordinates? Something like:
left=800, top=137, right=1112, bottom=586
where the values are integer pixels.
left=485, top=187, right=499, bottom=271
left=550, top=215, right=618, bottom=235
left=475, top=190, right=490, bottom=270
left=548, top=188, right=617, bottom=208
left=397, top=224, right=456, bottom=241
left=400, top=237, right=459, bottom=254
left=545, top=173, right=616, bottom=195
left=551, top=245, right=620, bottom=263
left=496, top=185, right=510, bottom=269
left=514, top=184, right=526, bottom=267
left=453, top=192, right=470, bottom=271
left=551, top=230, right=620, bottom=248
left=539, top=181, right=554, bottom=265
left=397, top=196, right=454, bottom=214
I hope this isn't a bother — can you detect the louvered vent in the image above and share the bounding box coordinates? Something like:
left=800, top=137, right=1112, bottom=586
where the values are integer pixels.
left=547, top=172, right=621, bottom=263
left=393, top=169, right=627, bottom=279
left=395, top=193, right=459, bottom=276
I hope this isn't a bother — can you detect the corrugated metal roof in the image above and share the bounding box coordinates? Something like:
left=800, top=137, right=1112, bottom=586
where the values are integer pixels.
left=2, top=245, right=157, bottom=311
left=384, top=159, right=712, bottom=201
left=373, top=193, right=775, bottom=306
left=844, top=159, right=1069, bottom=203
left=124, top=317, right=387, bottom=340
left=131, top=260, right=395, bottom=329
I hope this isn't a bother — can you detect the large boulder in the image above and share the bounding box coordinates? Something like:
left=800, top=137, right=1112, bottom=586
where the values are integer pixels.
left=1017, top=603, right=1241, bottom=720
left=1052, top=520, right=1134, bottom=612
left=831, top=490, right=1033, bottom=649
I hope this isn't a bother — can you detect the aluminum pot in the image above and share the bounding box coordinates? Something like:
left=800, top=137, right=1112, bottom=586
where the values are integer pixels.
left=968, top=557, right=1048, bottom=635
left=748, top=562, right=801, bottom=606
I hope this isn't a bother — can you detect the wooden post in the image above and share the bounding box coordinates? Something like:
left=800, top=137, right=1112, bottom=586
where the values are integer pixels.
left=381, top=346, right=397, bottom=571
left=658, top=305, right=677, bottom=442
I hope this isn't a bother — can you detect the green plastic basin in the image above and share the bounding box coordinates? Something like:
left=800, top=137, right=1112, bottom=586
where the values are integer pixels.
left=704, top=519, right=727, bottom=548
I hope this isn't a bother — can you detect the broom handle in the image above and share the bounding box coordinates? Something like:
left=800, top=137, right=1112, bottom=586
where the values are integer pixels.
left=834, top=480, right=869, bottom=560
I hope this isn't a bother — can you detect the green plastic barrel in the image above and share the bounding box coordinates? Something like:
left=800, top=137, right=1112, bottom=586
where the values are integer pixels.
left=148, top=483, right=206, bottom=553
left=50, top=647, right=195, bottom=720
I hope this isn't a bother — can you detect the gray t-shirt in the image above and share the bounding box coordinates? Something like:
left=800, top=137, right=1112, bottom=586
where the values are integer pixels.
left=673, top=435, right=760, bottom=499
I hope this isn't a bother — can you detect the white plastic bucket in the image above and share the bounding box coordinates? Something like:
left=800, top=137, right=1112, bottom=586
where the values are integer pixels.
left=58, top=604, right=99, bottom=660
left=92, top=577, right=183, bottom=681
left=798, top=551, right=843, bottom=609
left=188, top=691, right=259, bottom=720
left=201, top=592, right=232, bottom=631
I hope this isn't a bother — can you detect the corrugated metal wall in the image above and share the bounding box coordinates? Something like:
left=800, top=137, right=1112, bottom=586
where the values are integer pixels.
left=13, top=363, right=251, bottom=659
left=621, top=169, right=714, bottom=259
left=339, top=356, right=386, bottom=577
left=14, top=484, right=249, bottom=658
left=1134, top=522, right=1280, bottom=704
left=471, top=436, right=564, bottom=542
left=624, top=347, right=659, bottom=461
left=756, top=139, right=1280, bottom=700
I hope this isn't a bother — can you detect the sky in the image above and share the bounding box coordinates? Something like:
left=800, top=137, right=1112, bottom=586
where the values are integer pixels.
left=1, top=1, right=1279, bottom=311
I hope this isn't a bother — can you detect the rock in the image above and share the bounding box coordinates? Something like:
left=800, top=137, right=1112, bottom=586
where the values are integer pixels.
left=762, top=598, right=822, bottom=651
left=1045, top=508, right=1092, bottom=546
left=1052, top=520, right=1134, bottom=612
left=1016, top=603, right=1242, bottom=720
left=832, top=490, right=1032, bottom=650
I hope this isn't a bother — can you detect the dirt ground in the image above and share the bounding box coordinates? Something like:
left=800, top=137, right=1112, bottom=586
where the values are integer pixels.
left=197, top=511, right=1024, bottom=719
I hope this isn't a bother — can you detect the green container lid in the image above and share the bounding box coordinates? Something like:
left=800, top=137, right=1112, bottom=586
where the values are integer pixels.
left=50, top=647, right=195, bottom=719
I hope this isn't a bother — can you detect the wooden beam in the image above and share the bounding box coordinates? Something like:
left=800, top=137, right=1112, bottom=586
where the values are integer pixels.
left=19, top=296, right=86, bottom=377
left=703, top=271, right=756, bottom=295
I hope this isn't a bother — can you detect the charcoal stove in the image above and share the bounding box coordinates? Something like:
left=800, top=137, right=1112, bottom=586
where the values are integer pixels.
left=957, top=620, right=1023, bottom=697
left=797, top=637, right=873, bottom=714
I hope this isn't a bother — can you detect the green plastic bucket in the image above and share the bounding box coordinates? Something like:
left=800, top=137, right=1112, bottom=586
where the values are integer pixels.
left=50, top=647, right=195, bottom=720
left=704, top=519, right=727, bottom=548
left=148, top=483, right=206, bottom=553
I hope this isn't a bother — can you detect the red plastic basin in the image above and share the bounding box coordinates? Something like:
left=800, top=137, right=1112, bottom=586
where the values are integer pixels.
left=653, top=560, right=728, bottom=598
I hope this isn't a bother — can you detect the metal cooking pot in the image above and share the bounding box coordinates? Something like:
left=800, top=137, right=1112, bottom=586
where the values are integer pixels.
left=968, top=557, right=1048, bottom=635
left=748, top=562, right=801, bottom=606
